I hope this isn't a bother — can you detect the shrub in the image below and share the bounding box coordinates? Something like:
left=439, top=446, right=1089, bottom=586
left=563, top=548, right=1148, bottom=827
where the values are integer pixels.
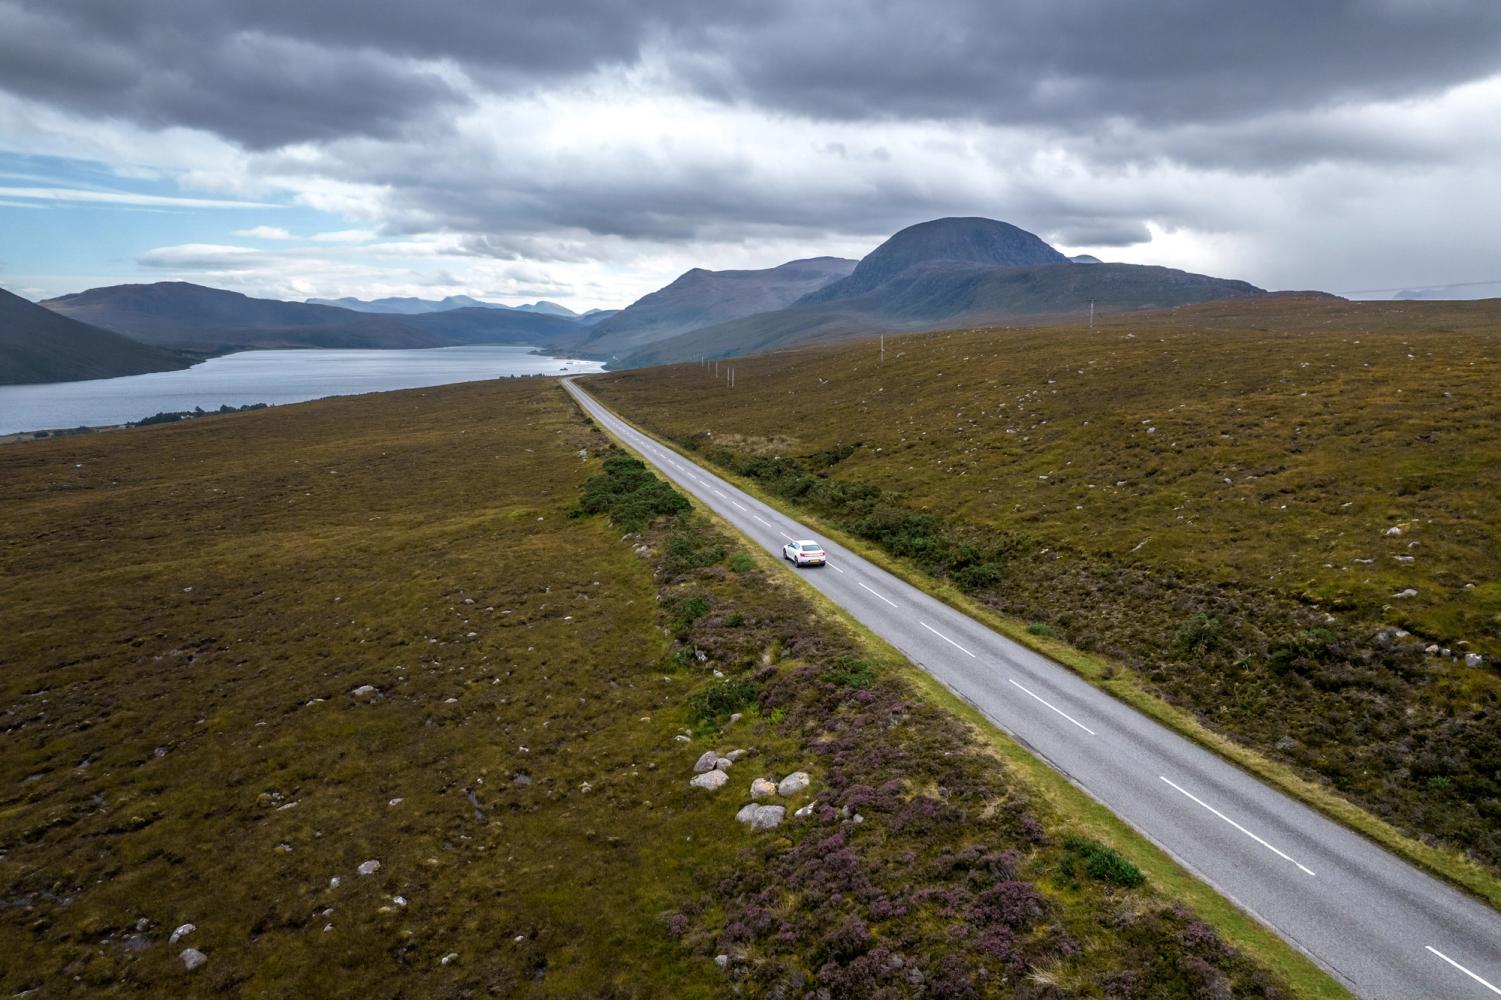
left=727, top=551, right=756, bottom=572
left=1027, top=622, right=1056, bottom=638
left=574, top=452, right=690, bottom=532
left=671, top=595, right=711, bottom=634
left=823, top=655, right=877, bottom=688
left=687, top=677, right=759, bottom=728
left=1061, top=836, right=1145, bottom=888
left=1175, top=613, right=1221, bottom=657
left=724, top=611, right=746, bottom=627
left=661, top=522, right=725, bottom=576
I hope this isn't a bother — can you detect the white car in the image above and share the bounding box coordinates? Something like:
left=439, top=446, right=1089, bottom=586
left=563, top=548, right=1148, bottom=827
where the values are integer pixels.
left=783, top=539, right=827, bottom=567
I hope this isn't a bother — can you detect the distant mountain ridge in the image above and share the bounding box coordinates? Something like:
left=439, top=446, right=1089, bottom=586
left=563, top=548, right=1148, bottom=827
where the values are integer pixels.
left=307, top=295, right=577, bottom=317
left=0, top=285, right=195, bottom=386
left=580, top=256, right=856, bottom=357
left=616, top=218, right=1269, bottom=367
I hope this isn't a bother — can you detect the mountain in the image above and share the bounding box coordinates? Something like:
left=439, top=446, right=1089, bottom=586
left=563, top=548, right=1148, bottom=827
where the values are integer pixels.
left=579, top=257, right=856, bottom=357
left=306, top=295, right=578, bottom=317
left=800, top=218, right=1068, bottom=306
left=617, top=219, right=1267, bottom=367
left=579, top=308, right=620, bottom=325
left=43, top=282, right=449, bottom=352
left=0, top=285, right=195, bottom=386
left=404, top=307, right=590, bottom=348
left=1070, top=254, right=1103, bottom=264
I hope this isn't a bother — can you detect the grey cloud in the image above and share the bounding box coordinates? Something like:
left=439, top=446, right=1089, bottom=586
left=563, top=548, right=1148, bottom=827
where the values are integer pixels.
left=5, top=1, right=1501, bottom=156
left=1046, top=221, right=1152, bottom=248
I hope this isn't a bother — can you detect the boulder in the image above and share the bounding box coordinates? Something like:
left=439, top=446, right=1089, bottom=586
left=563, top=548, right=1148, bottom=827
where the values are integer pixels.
left=690, top=769, right=728, bottom=790
left=1466, top=652, right=1485, bottom=668
left=169, top=923, right=195, bottom=945
left=1385, top=526, right=1403, bottom=537
left=714, top=757, right=733, bottom=771
left=726, top=749, right=748, bottom=762
left=179, top=948, right=208, bottom=972
left=750, top=778, right=777, bottom=800
left=735, top=803, right=786, bottom=830
left=777, top=771, right=810, bottom=796
left=1392, top=588, right=1419, bottom=599
left=794, top=802, right=815, bottom=819
left=692, top=751, right=718, bottom=774
left=357, top=860, right=381, bottom=876
left=351, top=684, right=378, bottom=698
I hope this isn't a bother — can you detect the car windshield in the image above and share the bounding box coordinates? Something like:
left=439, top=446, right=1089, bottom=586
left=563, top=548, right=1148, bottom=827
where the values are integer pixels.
left=800, top=543, right=822, bottom=551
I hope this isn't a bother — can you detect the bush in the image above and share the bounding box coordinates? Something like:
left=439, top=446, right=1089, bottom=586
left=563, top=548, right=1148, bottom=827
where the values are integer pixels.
left=574, top=452, right=690, bottom=532
left=724, top=611, right=746, bottom=627
left=1026, top=622, right=1056, bottom=638
left=1175, top=613, right=1221, bottom=656
left=687, top=677, right=759, bottom=728
left=1061, top=836, right=1145, bottom=888
left=671, top=595, right=711, bottom=634
left=823, top=655, right=877, bottom=688
left=661, top=520, right=725, bottom=575
left=728, top=551, right=756, bottom=572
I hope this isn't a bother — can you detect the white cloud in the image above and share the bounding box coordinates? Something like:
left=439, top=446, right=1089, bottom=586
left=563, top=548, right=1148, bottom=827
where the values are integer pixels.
left=0, top=184, right=280, bottom=209
left=234, top=225, right=294, bottom=239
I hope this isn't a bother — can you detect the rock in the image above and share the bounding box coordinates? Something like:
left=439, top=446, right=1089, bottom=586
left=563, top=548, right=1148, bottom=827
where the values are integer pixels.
left=693, top=751, right=719, bottom=774
left=728, top=712, right=742, bottom=725
left=690, top=769, right=729, bottom=790
left=388, top=798, right=404, bottom=807
left=674, top=734, right=690, bottom=742
left=714, top=758, right=733, bottom=771
left=714, top=954, right=729, bottom=969
left=735, top=803, right=786, bottom=830
left=1466, top=652, right=1485, bottom=668
left=1385, top=526, right=1403, bottom=537
left=794, top=802, right=815, bottom=819
left=1392, top=588, right=1419, bottom=599
left=1274, top=736, right=1298, bottom=752
left=512, top=772, right=532, bottom=787
left=440, top=952, right=460, bottom=966
left=329, top=876, right=341, bottom=889
left=169, top=923, right=195, bottom=945
left=750, top=778, right=777, bottom=800
left=351, top=684, right=378, bottom=698
left=1426, top=644, right=1440, bottom=654
left=179, top=948, right=208, bottom=971
left=777, top=771, right=810, bottom=796
left=726, top=749, right=748, bottom=762
left=357, top=860, right=381, bottom=876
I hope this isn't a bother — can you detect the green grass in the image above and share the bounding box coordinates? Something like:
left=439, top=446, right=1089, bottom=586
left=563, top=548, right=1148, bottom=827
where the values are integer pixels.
left=583, top=294, right=1501, bottom=902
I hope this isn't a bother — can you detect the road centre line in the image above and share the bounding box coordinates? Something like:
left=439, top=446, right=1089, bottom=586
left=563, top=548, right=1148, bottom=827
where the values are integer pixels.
left=1426, top=947, right=1501, bottom=996
left=919, top=620, right=977, bottom=658
left=1007, top=678, right=1096, bottom=735
left=753, top=514, right=772, bottom=527
left=858, top=582, right=899, bottom=608
left=730, top=500, right=747, bottom=511
left=1160, top=776, right=1316, bottom=876
left=828, top=563, right=844, bottom=574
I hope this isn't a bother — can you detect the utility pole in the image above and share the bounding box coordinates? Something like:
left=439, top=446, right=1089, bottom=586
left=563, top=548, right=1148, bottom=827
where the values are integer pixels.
left=1089, top=300, right=1094, bottom=334
left=880, top=334, right=885, bottom=361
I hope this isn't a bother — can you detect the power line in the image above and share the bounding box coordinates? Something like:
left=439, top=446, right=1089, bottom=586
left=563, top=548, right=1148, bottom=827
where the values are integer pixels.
left=1339, top=277, right=1501, bottom=295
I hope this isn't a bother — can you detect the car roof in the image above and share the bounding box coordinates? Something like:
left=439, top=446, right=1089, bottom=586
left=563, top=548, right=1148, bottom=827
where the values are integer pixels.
left=795, top=539, right=822, bottom=547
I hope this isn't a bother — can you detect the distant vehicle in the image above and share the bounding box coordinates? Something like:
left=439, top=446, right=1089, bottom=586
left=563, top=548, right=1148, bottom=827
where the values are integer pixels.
left=783, top=539, right=827, bottom=566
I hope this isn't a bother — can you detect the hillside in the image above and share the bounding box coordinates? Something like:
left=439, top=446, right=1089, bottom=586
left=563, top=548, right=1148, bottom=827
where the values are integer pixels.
left=0, top=377, right=1318, bottom=997
left=43, top=282, right=442, bottom=352
left=580, top=257, right=856, bottom=358
left=623, top=261, right=1267, bottom=367
left=585, top=294, right=1501, bottom=875
left=615, top=218, right=1266, bottom=367
left=404, top=306, right=589, bottom=348
left=0, top=285, right=195, bottom=385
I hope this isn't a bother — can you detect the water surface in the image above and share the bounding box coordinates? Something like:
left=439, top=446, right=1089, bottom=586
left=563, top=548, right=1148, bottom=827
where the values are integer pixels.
left=0, top=346, right=602, bottom=435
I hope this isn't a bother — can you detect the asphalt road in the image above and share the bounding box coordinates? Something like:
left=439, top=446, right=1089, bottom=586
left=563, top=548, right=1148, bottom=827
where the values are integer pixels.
left=564, top=378, right=1501, bottom=999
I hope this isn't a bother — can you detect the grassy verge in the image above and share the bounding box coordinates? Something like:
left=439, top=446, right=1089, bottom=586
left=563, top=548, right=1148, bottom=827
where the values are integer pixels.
left=579, top=377, right=1501, bottom=915
left=579, top=389, right=1350, bottom=998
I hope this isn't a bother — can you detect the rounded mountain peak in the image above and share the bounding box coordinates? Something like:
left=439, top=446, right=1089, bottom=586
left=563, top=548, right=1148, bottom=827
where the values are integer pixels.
left=804, top=217, right=1068, bottom=304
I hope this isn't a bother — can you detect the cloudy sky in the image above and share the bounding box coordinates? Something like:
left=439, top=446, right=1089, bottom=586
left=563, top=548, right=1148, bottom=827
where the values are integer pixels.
left=2, top=0, right=1500, bottom=309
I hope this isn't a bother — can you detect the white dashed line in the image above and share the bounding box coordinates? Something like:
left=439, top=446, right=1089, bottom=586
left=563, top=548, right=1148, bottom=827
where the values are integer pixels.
left=1160, top=776, right=1316, bottom=876
left=1008, top=678, right=1096, bottom=735
left=752, top=515, right=772, bottom=527
left=858, top=582, right=899, bottom=608
left=1426, top=947, right=1501, bottom=996
left=919, top=621, right=976, bottom=658
left=827, top=563, right=844, bottom=574
left=730, top=500, right=748, bottom=511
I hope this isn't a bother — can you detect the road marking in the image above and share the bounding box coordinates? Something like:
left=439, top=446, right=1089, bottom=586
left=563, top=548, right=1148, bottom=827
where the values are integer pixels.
left=1008, top=678, right=1096, bottom=735
left=752, top=515, right=772, bottom=527
left=730, top=500, right=748, bottom=511
left=858, top=581, right=899, bottom=608
left=713, top=489, right=726, bottom=498
left=1427, top=947, right=1501, bottom=996
left=828, top=563, right=845, bottom=574
left=919, top=621, right=976, bottom=658
left=1159, top=777, right=1316, bottom=876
